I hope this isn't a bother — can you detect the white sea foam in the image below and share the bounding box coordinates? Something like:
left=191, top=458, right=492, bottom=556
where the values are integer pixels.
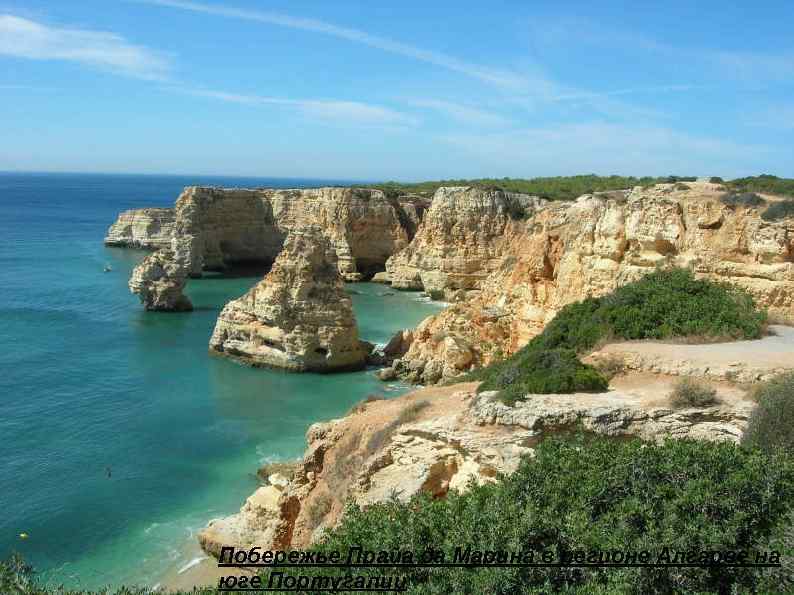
left=177, top=556, right=208, bottom=574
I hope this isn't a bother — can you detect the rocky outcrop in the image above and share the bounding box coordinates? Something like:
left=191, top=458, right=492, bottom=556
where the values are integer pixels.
left=386, top=186, right=546, bottom=300
left=128, top=248, right=192, bottom=311
left=198, top=374, right=754, bottom=557
left=389, top=182, right=794, bottom=383
left=127, top=186, right=423, bottom=311
left=209, top=227, right=368, bottom=371
left=199, top=483, right=286, bottom=558
left=104, top=208, right=175, bottom=249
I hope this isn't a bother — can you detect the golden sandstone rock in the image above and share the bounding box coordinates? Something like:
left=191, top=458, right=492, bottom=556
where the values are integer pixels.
left=387, top=182, right=794, bottom=383
left=209, top=227, right=368, bottom=371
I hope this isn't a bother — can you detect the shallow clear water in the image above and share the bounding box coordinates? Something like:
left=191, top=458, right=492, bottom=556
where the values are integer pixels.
left=0, top=173, right=442, bottom=589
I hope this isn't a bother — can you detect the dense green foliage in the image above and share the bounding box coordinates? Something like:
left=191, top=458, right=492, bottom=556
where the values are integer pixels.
left=719, top=175, right=794, bottom=220
left=472, top=269, right=766, bottom=404
left=725, top=174, right=794, bottom=197
left=290, top=436, right=794, bottom=594
left=669, top=377, right=719, bottom=409
left=366, top=174, right=794, bottom=206
left=367, top=174, right=693, bottom=202
left=479, top=348, right=608, bottom=405
left=743, top=371, right=794, bottom=455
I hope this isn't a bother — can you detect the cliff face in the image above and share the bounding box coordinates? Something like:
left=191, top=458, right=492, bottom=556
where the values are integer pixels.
left=209, top=227, right=368, bottom=371
left=127, top=186, right=419, bottom=310
left=386, top=182, right=794, bottom=383
left=104, top=208, right=175, bottom=249
left=385, top=187, right=545, bottom=300
left=197, top=376, right=756, bottom=557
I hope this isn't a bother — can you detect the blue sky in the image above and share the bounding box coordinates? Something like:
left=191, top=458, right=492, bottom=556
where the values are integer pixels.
left=1, top=0, right=793, bottom=180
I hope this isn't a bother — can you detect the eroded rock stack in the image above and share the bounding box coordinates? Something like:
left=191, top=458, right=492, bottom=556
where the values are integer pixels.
left=208, top=227, right=368, bottom=371
left=121, top=186, right=422, bottom=311
left=127, top=248, right=192, bottom=311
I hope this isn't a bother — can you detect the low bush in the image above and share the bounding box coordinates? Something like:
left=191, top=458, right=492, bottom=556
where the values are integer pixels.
left=291, top=436, right=794, bottom=594
left=709, top=176, right=725, bottom=184
left=471, top=269, right=766, bottom=404
left=762, top=199, right=794, bottom=221
left=480, top=349, right=607, bottom=405
left=367, top=175, right=691, bottom=202
left=725, top=174, right=794, bottom=197
left=743, top=371, right=794, bottom=455
left=669, top=377, right=719, bottom=408
left=720, top=192, right=766, bottom=208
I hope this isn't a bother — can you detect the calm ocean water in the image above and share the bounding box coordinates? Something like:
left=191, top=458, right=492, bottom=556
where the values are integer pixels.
left=0, top=172, right=443, bottom=589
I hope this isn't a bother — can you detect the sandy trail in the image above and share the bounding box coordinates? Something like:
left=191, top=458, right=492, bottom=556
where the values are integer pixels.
left=594, top=325, right=794, bottom=380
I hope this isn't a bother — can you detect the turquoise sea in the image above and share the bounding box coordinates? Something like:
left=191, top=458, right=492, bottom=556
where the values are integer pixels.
left=0, top=172, right=444, bottom=589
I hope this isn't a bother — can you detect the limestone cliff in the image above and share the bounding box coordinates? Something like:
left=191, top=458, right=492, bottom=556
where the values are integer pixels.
left=127, top=186, right=421, bottom=310
left=104, top=207, right=175, bottom=249
left=386, top=181, right=794, bottom=383
left=208, top=227, right=368, bottom=371
left=385, top=186, right=546, bottom=300
left=128, top=248, right=192, bottom=311
left=197, top=374, right=756, bottom=557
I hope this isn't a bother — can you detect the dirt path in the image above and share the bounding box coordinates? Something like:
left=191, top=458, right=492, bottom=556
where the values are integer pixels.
left=592, top=325, right=794, bottom=382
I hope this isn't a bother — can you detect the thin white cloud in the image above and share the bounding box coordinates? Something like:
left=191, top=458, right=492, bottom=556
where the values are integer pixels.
left=179, top=87, right=418, bottom=127
left=0, top=14, right=170, bottom=80
left=535, top=17, right=794, bottom=85
left=134, top=0, right=542, bottom=91
left=551, top=84, right=704, bottom=102
left=408, top=99, right=511, bottom=127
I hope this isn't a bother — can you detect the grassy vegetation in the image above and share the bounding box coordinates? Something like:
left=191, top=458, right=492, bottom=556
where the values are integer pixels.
left=743, top=371, right=794, bottom=455
left=469, top=268, right=766, bottom=404
left=289, top=436, right=794, bottom=594
left=7, top=436, right=793, bottom=594
left=669, top=377, right=719, bottom=409
left=725, top=174, right=794, bottom=197
left=367, top=174, right=696, bottom=202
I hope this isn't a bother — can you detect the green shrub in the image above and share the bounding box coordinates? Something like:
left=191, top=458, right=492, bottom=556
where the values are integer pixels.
left=710, top=176, right=725, bottom=184
left=743, top=371, right=794, bottom=455
left=669, top=377, right=719, bottom=408
left=720, top=192, right=766, bottom=207
left=480, top=349, right=608, bottom=405
left=366, top=175, right=692, bottom=202
left=472, top=269, right=766, bottom=404
left=292, top=436, right=794, bottom=594
left=762, top=199, right=794, bottom=221
left=725, top=174, right=794, bottom=197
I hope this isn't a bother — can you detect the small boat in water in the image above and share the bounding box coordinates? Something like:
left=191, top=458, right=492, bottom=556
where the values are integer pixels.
left=103, top=264, right=112, bottom=273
